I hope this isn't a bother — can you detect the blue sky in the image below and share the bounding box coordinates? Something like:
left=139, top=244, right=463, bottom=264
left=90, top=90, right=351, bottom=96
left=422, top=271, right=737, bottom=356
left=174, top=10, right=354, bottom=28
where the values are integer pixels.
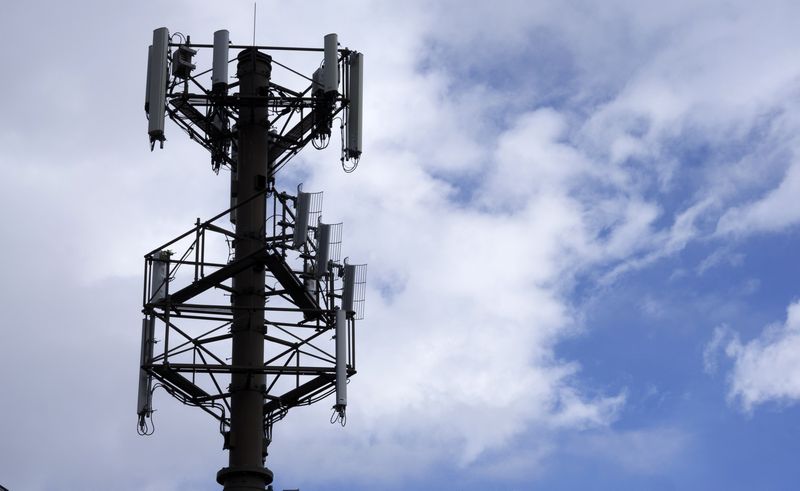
left=2, top=1, right=800, bottom=490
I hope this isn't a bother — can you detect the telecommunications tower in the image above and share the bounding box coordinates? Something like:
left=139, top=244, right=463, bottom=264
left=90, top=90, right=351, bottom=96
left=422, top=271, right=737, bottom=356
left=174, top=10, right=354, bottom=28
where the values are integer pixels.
left=137, top=27, right=366, bottom=490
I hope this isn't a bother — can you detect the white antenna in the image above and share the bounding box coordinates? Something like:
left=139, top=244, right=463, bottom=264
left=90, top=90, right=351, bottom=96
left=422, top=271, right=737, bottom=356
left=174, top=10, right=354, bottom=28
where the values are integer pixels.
left=334, top=308, right=348, bottom=415
left=147, top=27, right=169, bottom=149
left=342, top=263, right=356, bottom=313
left=212, top=30, right=230, bottom=90
left=253, top=3, right=257, bottom=46
left=293, top=191, right=312, bottom=248
left=346, top=52, right=364, bottom=159
left=322, top=33, right=339, bottom=93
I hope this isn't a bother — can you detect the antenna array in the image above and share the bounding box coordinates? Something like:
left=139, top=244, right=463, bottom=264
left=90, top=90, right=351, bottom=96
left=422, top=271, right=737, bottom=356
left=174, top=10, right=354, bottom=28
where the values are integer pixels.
left=138, top=27, right=366, bottom=490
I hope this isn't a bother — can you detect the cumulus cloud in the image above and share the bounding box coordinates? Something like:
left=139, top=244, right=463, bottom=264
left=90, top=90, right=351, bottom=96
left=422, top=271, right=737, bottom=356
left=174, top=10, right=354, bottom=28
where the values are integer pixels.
left=710, top=301, right=800, bottom=412
left=294, top=107, right=632, bottom=480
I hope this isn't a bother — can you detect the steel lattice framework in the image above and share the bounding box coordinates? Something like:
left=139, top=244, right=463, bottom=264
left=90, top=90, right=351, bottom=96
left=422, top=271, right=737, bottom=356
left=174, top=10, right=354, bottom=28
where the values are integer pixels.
left=140, top=190, right=363, bottom=429
left=137, top=27, right=365, bottom=490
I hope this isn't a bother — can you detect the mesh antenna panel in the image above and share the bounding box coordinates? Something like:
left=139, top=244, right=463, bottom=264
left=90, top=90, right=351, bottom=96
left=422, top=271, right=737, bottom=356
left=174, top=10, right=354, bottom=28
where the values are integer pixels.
left=292, top=189, right=323, bottom=249
left=342, top=263, right=368, bottom=320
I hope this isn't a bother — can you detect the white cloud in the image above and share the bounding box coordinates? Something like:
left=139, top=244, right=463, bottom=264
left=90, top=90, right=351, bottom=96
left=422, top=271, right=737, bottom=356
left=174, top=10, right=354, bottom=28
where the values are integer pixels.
left=294, top=123, right=630, bottom=474
left=715, top=301, right=800, bottom=412
left=717, top=161, right=800, bottom=235
left=696, top=248, right=745, bottom=276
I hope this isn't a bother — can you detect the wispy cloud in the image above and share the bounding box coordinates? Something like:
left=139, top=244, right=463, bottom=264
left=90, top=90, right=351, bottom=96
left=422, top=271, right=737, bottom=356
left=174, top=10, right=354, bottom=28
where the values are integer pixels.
left=566, top=427, right=689, bottom=474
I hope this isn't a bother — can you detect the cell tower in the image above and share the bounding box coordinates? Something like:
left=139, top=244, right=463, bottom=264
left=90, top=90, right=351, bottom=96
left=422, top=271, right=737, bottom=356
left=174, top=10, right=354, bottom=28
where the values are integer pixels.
left=137, top=27, right=366, bottom=490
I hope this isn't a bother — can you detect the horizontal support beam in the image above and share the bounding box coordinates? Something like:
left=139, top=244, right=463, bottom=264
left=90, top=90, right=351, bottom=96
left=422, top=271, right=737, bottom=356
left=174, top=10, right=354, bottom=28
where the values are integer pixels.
left=159, top=363, right=350, bottom=376
left=155, top=249, right=269, bottom=306
left=263, top=374, right=334, bottom=414
left=151, top=365, right=211, bottom=400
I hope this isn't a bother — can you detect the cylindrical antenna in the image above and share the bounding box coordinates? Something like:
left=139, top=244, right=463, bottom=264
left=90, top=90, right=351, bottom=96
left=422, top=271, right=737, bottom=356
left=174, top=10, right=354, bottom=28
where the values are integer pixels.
left=137, top=316, right=155, bottom=418
left=342, top=263, right=356, bottom=314
left=139, top=250, right=168, bottom=421
left=147, top=27, right=170, bottom=149
left=315, top=223, right=331, bottom=279
left=212, top=30, right=230, bottom=91
left=293, top=192, right=311, bottom=248
left=323, top=33, right=339, bottom=93
left=346, top=52, right=363, bottom=159
left=335, top=308, right=348, bottom=408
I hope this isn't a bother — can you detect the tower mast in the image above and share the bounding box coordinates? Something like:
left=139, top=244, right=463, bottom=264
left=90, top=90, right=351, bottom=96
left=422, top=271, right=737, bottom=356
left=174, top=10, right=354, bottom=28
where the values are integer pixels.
left=217, top=48, right=273, bottom=490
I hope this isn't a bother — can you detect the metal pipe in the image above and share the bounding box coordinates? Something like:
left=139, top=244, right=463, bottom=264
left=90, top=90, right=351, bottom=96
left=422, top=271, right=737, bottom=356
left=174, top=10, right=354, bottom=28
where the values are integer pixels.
left=169, top=42, right=350, bottom=53
left=165, top=363, right=338, bottom=375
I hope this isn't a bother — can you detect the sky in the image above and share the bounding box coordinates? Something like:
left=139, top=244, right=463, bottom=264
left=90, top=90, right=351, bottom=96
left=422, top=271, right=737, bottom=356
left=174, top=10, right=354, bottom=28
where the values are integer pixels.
left=2, top=0, right=800, bottom=490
